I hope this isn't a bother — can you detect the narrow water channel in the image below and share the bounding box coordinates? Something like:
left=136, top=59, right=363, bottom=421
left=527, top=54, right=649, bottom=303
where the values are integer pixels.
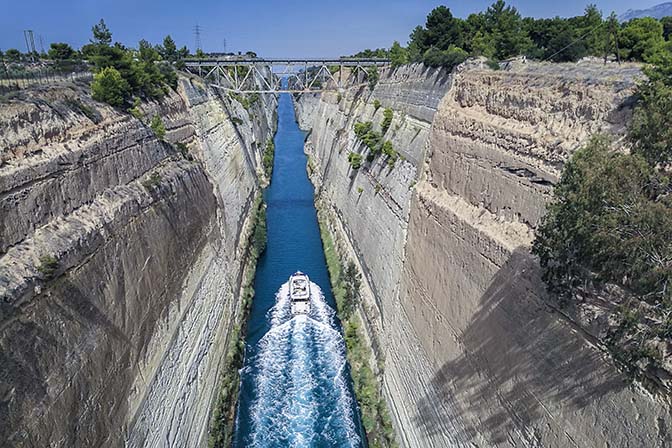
left=233, top=93, right=366, bottom=447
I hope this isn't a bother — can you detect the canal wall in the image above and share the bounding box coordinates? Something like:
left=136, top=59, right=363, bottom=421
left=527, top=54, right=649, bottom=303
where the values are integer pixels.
left=0, top=76, right=276, bottom=447
left=296, top=60, right=672, bottom=447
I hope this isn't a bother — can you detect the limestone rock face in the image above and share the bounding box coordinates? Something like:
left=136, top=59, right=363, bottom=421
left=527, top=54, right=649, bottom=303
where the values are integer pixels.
left=298, top=61, right=672, bottom=447
left=0, top=77, right=276, bottom=447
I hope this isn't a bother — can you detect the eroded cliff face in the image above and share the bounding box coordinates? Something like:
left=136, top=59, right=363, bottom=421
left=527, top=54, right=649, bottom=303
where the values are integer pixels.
left=0, top=76, right=276, bottom=447
left=297, top=60, right=672, bottom=447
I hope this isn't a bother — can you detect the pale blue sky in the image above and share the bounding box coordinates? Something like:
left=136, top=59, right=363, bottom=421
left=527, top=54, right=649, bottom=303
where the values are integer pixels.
left=0, top=1, right=662, bottom=57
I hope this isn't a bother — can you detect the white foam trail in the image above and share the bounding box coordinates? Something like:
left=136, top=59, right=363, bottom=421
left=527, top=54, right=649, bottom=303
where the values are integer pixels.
left=245, top=281, right=361, bottom=447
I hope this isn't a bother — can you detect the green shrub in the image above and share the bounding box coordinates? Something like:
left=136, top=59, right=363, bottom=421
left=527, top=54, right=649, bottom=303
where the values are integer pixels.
left=175, top=142, right=193, bottom=161
left=373, top=99, right=381, bottom=110
left=354, top=121, right=373, bottom=139
left=263, top=139, right=275, bottom=178
left=533, top=136, right=672, bottom=302
left=252, top=202, right=267, bottom=256
left=150, top=114, right=166, bottom=140
left=37, top=255, right=58, bottom=279
left=142, top=172, right=162, bottom=190
left=367, top=66, right=379, bottom=90
left=231, top=116, right=244, bottom=126
left=422, top=45, right=468, bottom=69
left=128, top=97, right=143, bottom=120
left=91, top=66, right=131, bottom=107
left=486, top=59, right=501, bottom=70
left=357, top=187, right=364, bottom=194
left=348, top=153, right=363, bottom=170
left=381, top=108, right=393, bottom=134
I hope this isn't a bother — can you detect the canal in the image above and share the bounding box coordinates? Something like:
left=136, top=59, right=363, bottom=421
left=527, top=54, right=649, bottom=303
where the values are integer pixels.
left=233, top=92, right=366, bottom=447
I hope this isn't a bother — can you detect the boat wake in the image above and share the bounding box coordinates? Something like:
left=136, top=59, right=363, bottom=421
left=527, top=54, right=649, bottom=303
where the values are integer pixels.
left=240, top=281, right=361, bottom=448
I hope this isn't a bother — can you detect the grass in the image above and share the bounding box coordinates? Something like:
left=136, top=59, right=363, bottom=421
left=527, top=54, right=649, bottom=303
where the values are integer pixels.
left=317, top=209, right=397, bottom=448
left=208, top=194, right=267, bottom=448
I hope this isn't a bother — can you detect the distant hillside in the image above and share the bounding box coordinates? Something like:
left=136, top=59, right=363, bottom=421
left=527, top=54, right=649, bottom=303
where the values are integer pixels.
left=619, top=2, right=672, bottom=21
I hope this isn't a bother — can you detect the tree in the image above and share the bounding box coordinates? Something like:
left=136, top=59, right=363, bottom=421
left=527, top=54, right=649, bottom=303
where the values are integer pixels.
left=546, top=21, right=588, bottom=62
left=160, top=35, right=178, bottom=62
left=483, top=0, right=531, bottom=60
left=134, top=39, right=168, bottom=98
left=662, top=16, right=672, bottom=41
left=580, top=4, right=604, bottom=56
left=4, top=48, right=22, bottom=62
left=389, top=41, right=409, bottom=68
left=91, top=19, right=112, bottom=46
left=407, top=26, right=428, bottom=62
left=91, top=66, right=131, bottom=107
left=533, top=136, right=672, bottom=302
left=629, top=52, right=672, bottom=168
left=177, top=46, right=189, bottom=59
left=48, top=43, right=75, bottom=60
left=424, top=6, right=465, bottom=50
left=619, top=17, right=665, bottom=62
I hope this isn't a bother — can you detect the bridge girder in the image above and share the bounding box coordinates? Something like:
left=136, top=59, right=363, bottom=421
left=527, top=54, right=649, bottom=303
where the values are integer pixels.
left=183, top=58, right=390, bottom=94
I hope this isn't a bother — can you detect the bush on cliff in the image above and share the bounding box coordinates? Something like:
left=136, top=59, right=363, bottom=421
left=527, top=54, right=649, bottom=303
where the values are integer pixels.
left=150, top=114, right=166, bottom=140
left=263, top=139, right=275, bottom=178
left=532, top=45, right=672, bottom=383
left=381, top=108, right=393, bottom=134
left=91, top=66, right=131, bottom=107
left=533, top=136, right=672, bottom=302
left=348, top=152, right=363, bottom=170
left=535, top=48, right=672, bottom=305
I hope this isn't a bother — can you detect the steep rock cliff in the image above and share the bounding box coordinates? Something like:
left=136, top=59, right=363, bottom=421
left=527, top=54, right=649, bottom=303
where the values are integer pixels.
left=297, top=60, right=672, bottom=447
left=0, top=76, right=276, bottom=447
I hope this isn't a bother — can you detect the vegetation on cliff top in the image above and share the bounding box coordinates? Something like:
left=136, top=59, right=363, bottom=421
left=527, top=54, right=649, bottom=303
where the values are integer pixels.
left=208, top=194, right=267, bottom=448
left=533, top=51, right=672, bottom=378
left=354, top=1, right=672, bottom=69
left=68, top=19, right=186, bottom=109
left=317, top=210, right=397, bottom=448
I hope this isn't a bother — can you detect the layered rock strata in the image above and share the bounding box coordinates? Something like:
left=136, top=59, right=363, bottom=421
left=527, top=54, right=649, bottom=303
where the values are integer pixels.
left=298, top=60, right=672, bottom=447
left=0, top=76, right=275, bottom=447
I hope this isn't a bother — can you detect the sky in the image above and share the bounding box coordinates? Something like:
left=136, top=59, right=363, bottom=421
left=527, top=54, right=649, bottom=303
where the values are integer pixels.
left=0, top=0, right=664, bottom=58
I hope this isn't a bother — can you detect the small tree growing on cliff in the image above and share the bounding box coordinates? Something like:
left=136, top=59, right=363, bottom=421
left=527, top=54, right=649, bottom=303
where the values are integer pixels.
left=91, top=66, right=131, bottom=107
left=150, top=114, right=166, bottom=140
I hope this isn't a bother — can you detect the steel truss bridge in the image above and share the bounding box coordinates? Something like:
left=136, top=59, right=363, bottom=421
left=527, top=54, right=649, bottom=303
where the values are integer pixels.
left=183, top=58, right=390, bottom=94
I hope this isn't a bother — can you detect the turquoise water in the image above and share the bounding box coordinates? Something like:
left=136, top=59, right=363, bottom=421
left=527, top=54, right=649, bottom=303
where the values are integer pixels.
left=233, top=93, right=366, bottom=447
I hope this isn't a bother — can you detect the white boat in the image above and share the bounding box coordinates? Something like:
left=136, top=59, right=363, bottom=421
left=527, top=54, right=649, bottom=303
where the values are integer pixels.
left=289, top=271, right=311, bottom=315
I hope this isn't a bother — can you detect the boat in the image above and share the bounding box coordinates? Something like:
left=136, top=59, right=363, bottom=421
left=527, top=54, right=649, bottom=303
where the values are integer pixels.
left=289, top=271, right=311, bottom=314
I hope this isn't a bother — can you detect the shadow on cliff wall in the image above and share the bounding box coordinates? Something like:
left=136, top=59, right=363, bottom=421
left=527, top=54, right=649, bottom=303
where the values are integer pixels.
left=412, top=248, right=627, bottom=445
left=0, top=278, right=132, bottom=446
